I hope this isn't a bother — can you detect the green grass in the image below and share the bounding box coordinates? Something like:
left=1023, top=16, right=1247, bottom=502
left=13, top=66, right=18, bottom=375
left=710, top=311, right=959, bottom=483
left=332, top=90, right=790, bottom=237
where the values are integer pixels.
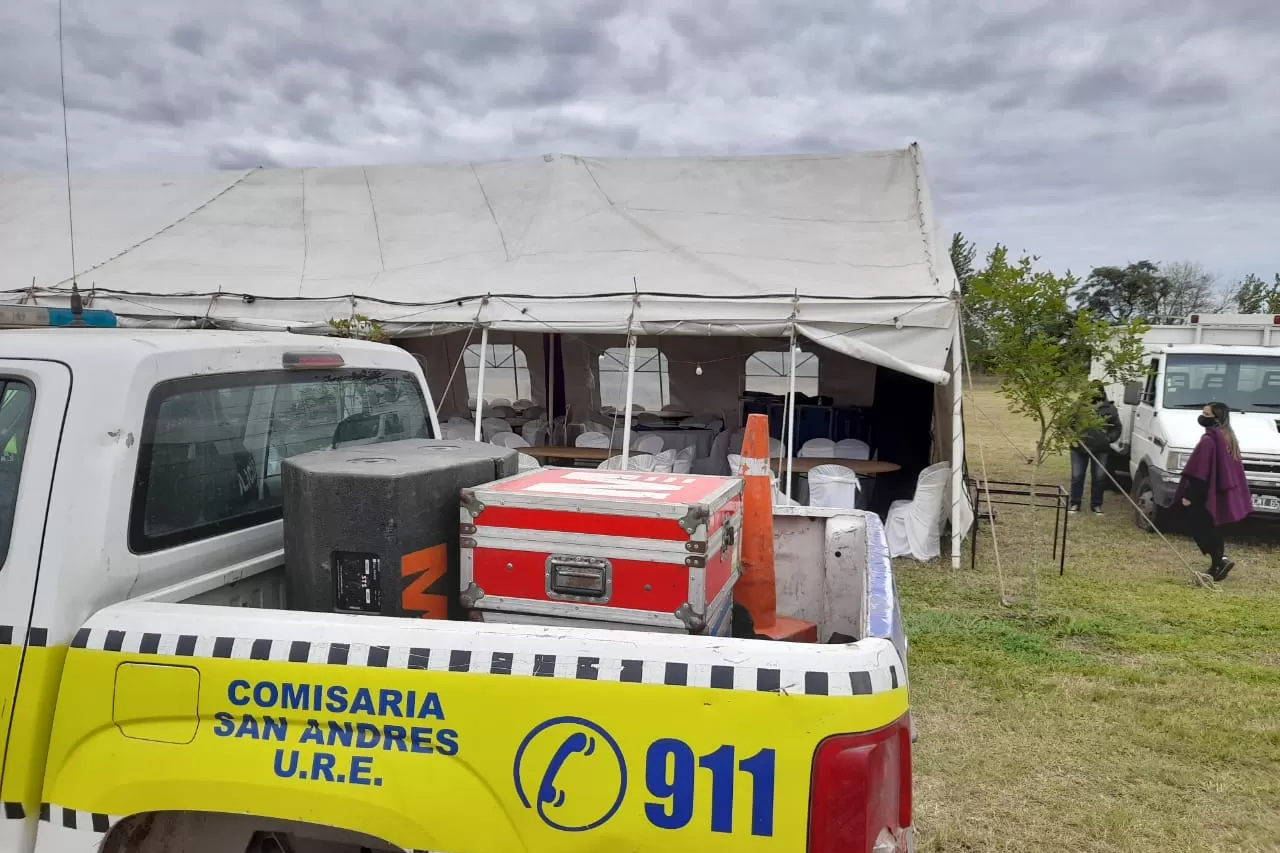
left=902, top=380, right=1280, bottom=853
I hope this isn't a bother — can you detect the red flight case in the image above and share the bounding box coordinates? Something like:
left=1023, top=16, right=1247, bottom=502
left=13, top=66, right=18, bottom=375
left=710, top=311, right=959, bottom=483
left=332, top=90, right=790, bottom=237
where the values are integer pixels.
left=459, top=468, right=743, bottom=635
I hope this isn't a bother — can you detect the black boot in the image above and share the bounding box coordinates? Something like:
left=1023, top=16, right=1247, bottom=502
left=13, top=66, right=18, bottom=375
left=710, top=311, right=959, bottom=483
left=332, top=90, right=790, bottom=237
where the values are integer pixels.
left=1213, top=559, right=1235, bottom=581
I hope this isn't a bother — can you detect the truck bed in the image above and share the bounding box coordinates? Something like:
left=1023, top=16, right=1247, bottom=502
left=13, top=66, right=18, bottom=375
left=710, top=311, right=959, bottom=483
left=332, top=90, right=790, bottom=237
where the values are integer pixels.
left=41, top=510, right=908, bottom=853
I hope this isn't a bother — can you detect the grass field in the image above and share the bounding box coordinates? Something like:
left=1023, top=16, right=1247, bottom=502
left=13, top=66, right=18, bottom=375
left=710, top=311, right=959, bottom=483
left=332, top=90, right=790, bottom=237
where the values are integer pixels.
left=900, top=380, right=1280, bottom=853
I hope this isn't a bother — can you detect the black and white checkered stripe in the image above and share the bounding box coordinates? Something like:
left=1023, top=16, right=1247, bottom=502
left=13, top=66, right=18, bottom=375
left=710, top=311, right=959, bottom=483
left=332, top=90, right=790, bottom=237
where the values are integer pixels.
left=37, top=803, right=115, bottom=834
left=71, top=627, right=896, bottom=697
left=0, top=625, right=50, bottom=647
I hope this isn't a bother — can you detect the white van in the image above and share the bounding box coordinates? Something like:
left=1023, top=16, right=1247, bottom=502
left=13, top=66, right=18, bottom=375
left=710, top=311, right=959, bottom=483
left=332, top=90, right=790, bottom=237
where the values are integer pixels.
left=1102, top=315, right=1280, bottom=530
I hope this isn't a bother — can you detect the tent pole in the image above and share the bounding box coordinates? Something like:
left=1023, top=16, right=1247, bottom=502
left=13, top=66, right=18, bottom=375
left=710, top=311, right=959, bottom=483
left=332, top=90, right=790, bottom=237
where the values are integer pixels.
left=785, top=331, right=798, bottom=500
left=547, top=333, right=557, bottom=442
left=511, top=338, right=519, bottom=402
left=473, top=326, right=489, bottom=442
left=621, top=334, right=638, bottom=465
left=950, top=317, right=965, bottom=569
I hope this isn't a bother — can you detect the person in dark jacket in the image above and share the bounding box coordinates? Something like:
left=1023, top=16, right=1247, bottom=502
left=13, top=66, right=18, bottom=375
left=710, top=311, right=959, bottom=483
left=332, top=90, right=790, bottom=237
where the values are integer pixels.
left=1069, top=384, right=1122, bottom=514
left=1175, top=402, right=1252, bottom=580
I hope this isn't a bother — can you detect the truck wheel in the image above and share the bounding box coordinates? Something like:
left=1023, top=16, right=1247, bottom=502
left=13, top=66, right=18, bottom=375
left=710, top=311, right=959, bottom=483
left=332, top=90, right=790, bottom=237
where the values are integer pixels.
left=1131, top=472, right=1161, bottom=533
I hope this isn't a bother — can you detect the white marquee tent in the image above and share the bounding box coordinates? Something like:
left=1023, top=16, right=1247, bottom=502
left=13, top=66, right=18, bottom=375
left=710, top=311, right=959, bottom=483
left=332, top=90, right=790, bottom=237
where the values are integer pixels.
left=0, top=144, right=971, bottom=563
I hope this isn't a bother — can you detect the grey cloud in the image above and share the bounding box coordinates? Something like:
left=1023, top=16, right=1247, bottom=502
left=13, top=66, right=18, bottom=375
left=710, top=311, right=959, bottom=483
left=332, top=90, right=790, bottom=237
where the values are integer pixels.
left=208, top=142, right=280, bottom=170
left=170, top=23, right=208, bottom=55
left=0, top=0, right=1276, bottom=281
left=1059, top=63, right=1153, bottom=109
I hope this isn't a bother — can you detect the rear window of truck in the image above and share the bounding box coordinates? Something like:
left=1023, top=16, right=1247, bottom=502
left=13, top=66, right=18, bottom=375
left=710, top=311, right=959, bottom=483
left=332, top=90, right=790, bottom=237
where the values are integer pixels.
left=130, top=368, right=432, bottom=553
left=0, top=380, right=35, bottom=568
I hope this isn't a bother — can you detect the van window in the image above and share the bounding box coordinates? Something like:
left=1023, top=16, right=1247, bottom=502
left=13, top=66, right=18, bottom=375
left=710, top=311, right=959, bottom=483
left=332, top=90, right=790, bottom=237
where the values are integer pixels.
left=130, top=369, right=432, bottom=554
left=1162, top=354, right=1280, bottom=414
left=0, top=380, right=35, bottom=568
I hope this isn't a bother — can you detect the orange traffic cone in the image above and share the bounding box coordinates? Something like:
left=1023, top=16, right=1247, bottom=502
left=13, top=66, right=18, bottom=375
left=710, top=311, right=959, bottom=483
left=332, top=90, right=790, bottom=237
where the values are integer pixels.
left=733, top=414, right=818, bottom=643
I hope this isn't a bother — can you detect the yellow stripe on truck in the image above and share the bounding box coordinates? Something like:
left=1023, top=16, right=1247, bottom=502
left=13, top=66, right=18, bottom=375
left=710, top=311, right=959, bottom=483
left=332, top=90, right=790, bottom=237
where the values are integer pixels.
left=0, top=643, right=66, bottom=819
left=43, top=628, right=906, bottom=853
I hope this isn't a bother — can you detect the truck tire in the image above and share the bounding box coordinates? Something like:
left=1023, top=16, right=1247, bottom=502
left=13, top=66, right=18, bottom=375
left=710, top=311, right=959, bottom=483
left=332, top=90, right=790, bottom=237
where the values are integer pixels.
left=1131, top=470, right=1162, bottom=533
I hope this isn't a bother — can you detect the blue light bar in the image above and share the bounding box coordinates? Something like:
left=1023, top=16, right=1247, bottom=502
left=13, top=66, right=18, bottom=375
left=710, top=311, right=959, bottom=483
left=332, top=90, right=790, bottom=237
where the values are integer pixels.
left=0, top=305, right=118, bottom=328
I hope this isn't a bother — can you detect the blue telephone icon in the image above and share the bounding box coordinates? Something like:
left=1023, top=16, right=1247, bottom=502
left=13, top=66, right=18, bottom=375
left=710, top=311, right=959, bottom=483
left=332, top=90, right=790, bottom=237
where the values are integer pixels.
left=513, top=716, right=627, bottom=832
left=538, top=732, right=596, bottom=815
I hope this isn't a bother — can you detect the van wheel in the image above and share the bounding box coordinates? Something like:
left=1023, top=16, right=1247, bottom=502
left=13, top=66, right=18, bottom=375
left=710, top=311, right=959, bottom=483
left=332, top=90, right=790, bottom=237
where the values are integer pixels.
left=1131, top=472, right=1161, bottom=533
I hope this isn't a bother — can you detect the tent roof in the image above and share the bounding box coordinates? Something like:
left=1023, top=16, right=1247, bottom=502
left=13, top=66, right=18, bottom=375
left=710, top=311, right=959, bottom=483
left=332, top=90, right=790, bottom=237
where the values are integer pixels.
left=1, top=145, right=959, bottom=382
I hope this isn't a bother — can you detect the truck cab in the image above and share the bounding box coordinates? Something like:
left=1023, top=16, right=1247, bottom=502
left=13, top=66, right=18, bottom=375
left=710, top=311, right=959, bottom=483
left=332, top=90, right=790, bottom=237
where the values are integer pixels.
left=1105, top=316, right=1280, bottom=529
left=0, top=326, right=912, bottom=853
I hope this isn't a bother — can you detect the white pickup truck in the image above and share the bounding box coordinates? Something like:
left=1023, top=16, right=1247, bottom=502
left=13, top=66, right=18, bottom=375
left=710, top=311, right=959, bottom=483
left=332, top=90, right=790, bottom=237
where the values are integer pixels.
left=1101, top=314, right=1280, bottom=529
left=0, top=326, right=912, bottom=853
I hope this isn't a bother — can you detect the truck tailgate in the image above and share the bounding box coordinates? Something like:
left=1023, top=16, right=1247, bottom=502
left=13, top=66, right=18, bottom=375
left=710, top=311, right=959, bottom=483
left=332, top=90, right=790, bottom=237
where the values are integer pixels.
left=42, top=604, right=907, bottom=852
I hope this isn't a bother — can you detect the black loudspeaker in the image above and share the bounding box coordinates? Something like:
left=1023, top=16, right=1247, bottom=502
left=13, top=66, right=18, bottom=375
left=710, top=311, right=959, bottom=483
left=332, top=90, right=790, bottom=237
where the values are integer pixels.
left=282, top=439, right=518, bottom=619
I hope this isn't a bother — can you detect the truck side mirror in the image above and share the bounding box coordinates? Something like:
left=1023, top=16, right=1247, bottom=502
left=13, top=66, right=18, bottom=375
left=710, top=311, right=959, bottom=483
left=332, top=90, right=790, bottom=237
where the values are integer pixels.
left=1123, top=381, right=1143, bottom=406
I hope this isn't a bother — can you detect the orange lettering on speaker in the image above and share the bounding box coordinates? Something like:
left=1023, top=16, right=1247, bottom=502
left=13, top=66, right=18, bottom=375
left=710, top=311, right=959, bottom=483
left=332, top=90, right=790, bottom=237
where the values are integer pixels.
left=401, top=544, right=448, bottom=619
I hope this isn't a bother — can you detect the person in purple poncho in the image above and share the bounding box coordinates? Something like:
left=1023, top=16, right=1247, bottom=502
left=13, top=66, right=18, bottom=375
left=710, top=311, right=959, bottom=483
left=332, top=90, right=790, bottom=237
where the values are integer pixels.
left=1174, top=402, right=1252, bottom=580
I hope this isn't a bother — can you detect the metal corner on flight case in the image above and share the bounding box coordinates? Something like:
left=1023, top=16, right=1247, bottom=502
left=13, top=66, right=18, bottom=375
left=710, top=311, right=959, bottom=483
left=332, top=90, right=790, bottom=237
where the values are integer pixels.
left=459, top=582, right=485, bottom=608
left=678, top=504, right=710, bottom=535
left=674, top=602, right=706, bottom=633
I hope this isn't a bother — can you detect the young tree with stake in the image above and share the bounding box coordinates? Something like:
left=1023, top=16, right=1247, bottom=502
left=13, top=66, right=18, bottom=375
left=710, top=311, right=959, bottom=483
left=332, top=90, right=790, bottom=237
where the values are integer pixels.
left=965, top=247, right=1146, bottom=605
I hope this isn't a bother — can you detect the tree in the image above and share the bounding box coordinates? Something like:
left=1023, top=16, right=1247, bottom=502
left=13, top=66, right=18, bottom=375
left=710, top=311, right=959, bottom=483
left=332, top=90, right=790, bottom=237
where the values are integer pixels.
left=328, top=314, right=387, bottom=342
left=1075, top=261, right=1169, bottom=323
left=951, top=232, right=990, bottom=369
left=966, top=247, right=1147, bottom=605
left=1156, top=261, right=1226, bottom=319
left=949, top=232, right=977, bottom=293
left=1231, top=273, right=1280, bottom=314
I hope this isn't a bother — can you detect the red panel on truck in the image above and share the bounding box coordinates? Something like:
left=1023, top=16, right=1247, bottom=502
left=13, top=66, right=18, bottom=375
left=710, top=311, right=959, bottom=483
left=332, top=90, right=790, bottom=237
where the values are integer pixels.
left=459, top=469, right=743, bottom=634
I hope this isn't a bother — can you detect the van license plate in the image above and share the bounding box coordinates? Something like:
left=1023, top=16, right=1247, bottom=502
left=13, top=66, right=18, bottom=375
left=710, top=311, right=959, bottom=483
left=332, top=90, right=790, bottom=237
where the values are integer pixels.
left=1251, top=494, right=1280, bottom=512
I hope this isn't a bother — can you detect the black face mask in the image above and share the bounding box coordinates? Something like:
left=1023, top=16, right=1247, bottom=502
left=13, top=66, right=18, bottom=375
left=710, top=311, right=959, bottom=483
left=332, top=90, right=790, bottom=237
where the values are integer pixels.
left=1198, top=415, right=1217, bottom=428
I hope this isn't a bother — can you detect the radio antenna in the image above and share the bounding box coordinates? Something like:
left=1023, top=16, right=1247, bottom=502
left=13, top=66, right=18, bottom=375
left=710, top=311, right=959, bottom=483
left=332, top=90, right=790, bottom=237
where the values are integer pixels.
left=57, top=0, right=84, bottom=324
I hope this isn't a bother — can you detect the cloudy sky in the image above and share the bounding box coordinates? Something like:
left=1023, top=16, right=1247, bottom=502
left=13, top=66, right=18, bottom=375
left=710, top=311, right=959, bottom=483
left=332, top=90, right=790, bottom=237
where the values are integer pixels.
left=2, top=0, right=1278, bottom=284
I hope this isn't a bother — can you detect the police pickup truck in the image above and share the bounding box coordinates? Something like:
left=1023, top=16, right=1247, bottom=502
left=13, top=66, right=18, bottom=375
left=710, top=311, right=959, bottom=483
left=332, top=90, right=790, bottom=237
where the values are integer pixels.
left=0, top=324, right=911, bottom=853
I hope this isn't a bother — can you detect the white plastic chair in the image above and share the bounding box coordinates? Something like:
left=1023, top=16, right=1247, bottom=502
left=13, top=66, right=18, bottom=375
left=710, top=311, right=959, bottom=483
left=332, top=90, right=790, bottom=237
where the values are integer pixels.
left=481, top=419, right=512, bottom=441
left=576, top=431, right=611, bottom=449
left=886, top=462, right=950, bottom=561
left=636, top=413, right=664, bottom=425
left=512, top=398, right=535, bottom=411
left=834, top=439, right=871, bottom=461
left=799, top=438, right=835, bottom=458
left=492, top=432, right=531, bottom=449
left=440, top=424, right=472, bottom=440
left=489, top=397, right=512, bottom=408
left=523, top=406, right=546, bottom=419
left=517, top=452, right=541, bottom=471
left=651, top=449, right=679, bottom=473
left=706, top=418, right=725, bottom=433
left=808, top=465, right=860, bottom=509
left=768, top=437, right=785, bottom=457
left=491, top=405, right=517, bottom=419
left=694, top=429, right=732, bottom=476
left=635, top=434, right=665, bottom=455
left=674, top=446, right=695, bottom=474
left=447, top=416, right=473, bottom=426
left=597, top=453, right=657, bottom=471
left=550, top=416, right=568, bottom=445
left=522, top=419, right=549, bottom=446
left=727, top=453, right=743, bottom=475
left=728, top=430, right=746, bottom=454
